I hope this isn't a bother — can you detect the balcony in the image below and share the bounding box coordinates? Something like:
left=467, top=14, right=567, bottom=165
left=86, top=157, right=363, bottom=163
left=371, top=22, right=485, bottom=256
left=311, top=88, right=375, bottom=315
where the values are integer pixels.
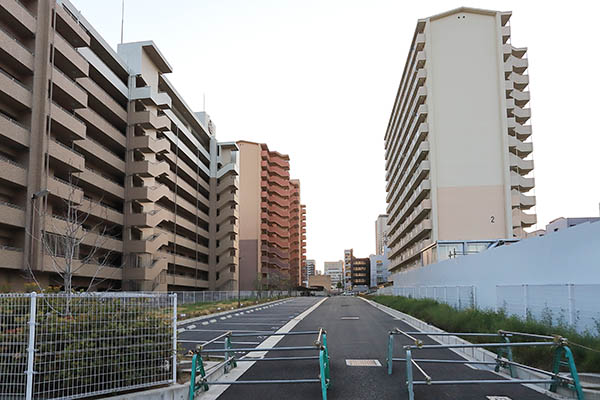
left=54, top=4, right=90, bottom=48
left=508, top=136, right=533, bottom=158
left=0, top=201, right=25, bottom=228
left=0, top=246, right=24, bottom=270
left=0, top=112, right=29, bottom=147
left=76, top=77, right=127, bottom=124
left=81, top=197, right=123, bottom=225
left=51, top=102, right=86, bottom=140
left=128, top=184, right=169, bottom=202
left=511, top=192, right=536, bottom=210
left=0, top=156, right=26, bottom=187
left=509, top=72, right=529, bottom=91
left=510, top=172, right=534, bottom=192
left=75, top=137, right=124, bottom=172
left=75, top=107, right=124, bottom=146
left=0, top=0, right=36, bottom=34
left=512, top=209, right=537, bottom=228
left=129, top=208, right=167, bottom=228
left=511, top=106, right=531, bottom=124
left=170, top=274, right=207, bottom=289
left=53, top=33, right=88, bottom=78
left=509, top=88, right=530, bottom=107
left=131, top=135, right=169, bottom=154
left=130, top=86, right=172, bottom=109
left=129, top=159, right=169, bottom=178
left=48, top=176, right=83, bottom=204
left=130, top=111, right=170, bottom=131
left=509, top=153, right=534, bottom=174
left=49, top=139, right=85, bottom=172
left=0, top=67, right=31, bottom=109
left=128, top=231, right=169, bottom=254
left=0, top=25, right=34, bottom=71
left=507, top=118, right=532, bottom=141
left=76, top=167, right=124, bottom=198
left=51, top=67, right=87, bottom=109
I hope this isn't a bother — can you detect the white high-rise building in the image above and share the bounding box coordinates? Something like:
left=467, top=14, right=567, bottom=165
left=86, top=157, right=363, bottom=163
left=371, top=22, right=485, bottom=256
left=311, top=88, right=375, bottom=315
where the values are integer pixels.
left=375, top=214, right=389, bottom=256
left=324, top=261, right=344, bottom=288
left=384, top=7, right=536, bottom=274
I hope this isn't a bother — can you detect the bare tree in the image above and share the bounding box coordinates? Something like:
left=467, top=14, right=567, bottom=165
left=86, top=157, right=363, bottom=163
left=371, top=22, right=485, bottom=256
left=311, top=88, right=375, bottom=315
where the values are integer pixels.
left=26, top=174, right=121, bottom=299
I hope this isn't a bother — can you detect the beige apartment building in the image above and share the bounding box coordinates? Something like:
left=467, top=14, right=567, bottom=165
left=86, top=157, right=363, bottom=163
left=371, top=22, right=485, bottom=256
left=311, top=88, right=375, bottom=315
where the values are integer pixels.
left=384, top=7, right=536, bottom=273
left=0, top=0, right=239, bottom=291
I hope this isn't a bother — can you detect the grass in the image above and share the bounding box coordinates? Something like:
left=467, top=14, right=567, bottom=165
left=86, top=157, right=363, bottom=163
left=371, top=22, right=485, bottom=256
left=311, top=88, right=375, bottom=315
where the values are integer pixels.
left=178, top=296, right=288, bottom=320
left=368, top=295, right=600, bottom=372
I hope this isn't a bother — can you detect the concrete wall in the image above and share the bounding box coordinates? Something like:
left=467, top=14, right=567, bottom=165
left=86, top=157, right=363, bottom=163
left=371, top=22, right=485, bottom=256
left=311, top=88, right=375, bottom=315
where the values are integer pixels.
left=428, top=11, right=511, bottom=240
left=391, top=221, right=600, bottom=309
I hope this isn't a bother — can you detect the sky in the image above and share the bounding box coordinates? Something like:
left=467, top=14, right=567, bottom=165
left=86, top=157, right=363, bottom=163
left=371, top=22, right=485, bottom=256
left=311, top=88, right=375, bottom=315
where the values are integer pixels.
left=71, top=0, right=600, bottom=272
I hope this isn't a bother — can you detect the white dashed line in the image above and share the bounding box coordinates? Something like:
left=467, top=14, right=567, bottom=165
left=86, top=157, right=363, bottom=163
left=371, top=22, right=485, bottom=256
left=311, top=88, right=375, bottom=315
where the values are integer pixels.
left=209, top=319, right=217, bottom=323
left=187, top=325, right=196, bottom=330
left=202, top=321, right=209, bottom=326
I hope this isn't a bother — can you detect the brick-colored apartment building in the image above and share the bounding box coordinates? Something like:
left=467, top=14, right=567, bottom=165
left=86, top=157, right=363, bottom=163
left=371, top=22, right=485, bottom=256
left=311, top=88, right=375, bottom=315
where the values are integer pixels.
left=237, top=141, right=306, bottom=290
left=0, top=0, right=239, bottom=291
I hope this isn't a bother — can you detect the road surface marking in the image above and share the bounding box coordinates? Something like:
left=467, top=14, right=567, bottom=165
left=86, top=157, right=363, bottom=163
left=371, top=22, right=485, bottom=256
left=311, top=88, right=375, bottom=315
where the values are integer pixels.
left=346, top=359, right=381, bottom=367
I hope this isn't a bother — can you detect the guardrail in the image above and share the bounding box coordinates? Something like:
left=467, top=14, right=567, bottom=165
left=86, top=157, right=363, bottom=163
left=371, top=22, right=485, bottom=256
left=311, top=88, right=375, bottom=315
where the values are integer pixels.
left=186, top=328, right=330, bottom=399
left=386, top=328, right=584, bottom=400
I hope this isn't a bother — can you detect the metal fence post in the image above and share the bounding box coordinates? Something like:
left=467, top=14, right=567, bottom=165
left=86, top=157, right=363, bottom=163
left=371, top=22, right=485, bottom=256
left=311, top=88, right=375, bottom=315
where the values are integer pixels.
left=172, top=293, right=177, bottom=384
left=567, top=284, right=575, bottom=327
left=25, top=292, right=37, bottom=400
left=523, top=284, right=529, bottom=319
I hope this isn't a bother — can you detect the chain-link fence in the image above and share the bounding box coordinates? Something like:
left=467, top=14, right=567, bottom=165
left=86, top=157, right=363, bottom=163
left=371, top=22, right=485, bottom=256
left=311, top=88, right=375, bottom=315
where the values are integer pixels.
left=376, top=285, right=477, bottom=310
left=0, top=292, right=176, bottom=400
left=172, top=290, right=297, bottom=305
left=496, top=284, right=600, bottom=334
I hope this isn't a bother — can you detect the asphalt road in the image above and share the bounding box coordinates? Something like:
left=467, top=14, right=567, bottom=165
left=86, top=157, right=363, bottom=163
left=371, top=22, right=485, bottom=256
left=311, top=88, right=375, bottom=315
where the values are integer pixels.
left=178, top=297, right=322, bottom=357
left=216, top=296, right=553, bottom=400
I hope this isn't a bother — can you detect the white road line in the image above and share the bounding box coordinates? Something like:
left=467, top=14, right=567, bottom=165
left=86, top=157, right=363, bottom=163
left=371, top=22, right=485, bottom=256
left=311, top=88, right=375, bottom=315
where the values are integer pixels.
left=187, top=325, right=197, bottom=330
left=209, top=319, right=217, bottom=323
left=202, top=322, right=209, bottom=326
left=199, top=299, right=327, bottom=400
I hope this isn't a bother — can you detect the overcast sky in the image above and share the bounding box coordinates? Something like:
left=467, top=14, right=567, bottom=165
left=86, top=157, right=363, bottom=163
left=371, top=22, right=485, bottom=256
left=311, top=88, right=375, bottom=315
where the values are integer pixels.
left=72, top=0, right=600, bottom=272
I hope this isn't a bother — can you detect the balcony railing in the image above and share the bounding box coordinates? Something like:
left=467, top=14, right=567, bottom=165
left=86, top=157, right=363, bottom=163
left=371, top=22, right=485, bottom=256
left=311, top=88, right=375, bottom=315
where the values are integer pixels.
left=0, top=110, right=29, bottom=130
left=0, top=24, right=34, bottom=54
left=86, top=135, right=124, bottom=160
left=51, top=138, right=85, bottom=158
left=0, top=154, right=25, bottom=168
left=0, top=66, right=31, bottom=91
left=51, top=101, right=86, bottom=125
left=84, top=166, right=124, bottom=187
left=0, top=201, right=24, bottom=210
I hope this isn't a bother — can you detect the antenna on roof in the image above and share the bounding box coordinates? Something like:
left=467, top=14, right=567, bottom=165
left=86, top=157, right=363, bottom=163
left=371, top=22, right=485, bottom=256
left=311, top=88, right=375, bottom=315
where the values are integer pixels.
left=120, top=0, right=124, bottom=44
left=203, top=93, right=206, bottom=111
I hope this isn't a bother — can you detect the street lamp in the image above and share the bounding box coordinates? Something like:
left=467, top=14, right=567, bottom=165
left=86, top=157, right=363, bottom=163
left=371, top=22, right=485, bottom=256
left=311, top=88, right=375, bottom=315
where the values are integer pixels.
left=29, top=189, right=50, bottom=269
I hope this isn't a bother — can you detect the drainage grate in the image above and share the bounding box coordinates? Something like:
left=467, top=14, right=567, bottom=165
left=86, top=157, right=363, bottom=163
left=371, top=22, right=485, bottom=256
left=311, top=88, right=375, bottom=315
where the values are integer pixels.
left=340, top=316, right=360, bottom=320
left=346, top=359, right=381, bottom=367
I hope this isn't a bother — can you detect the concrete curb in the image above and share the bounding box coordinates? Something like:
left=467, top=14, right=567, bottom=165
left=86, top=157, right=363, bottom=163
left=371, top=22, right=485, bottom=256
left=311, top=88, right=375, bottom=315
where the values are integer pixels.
left=361, top=297, right=597, bottom=400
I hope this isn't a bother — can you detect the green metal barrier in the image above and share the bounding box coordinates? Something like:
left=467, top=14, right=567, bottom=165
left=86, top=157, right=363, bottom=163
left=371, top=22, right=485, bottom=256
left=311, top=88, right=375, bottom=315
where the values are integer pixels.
left=188, top=328, right=330, bottom=400
left=390, top=329, right=585, bottom=400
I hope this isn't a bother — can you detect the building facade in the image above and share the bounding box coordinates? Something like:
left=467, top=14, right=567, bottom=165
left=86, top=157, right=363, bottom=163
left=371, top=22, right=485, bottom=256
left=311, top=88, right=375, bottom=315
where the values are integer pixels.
left=343, top=249, right=352, bottom=289
left=375, top=214, right=389, bottom=256
left=304, top=259, right=315, bottom=286
left=369, top=249, right=390, bottom=287
left=384, top=7, right=537, bottom=274
left=350, top=256, right=370, bottom=290
left=323, top=260, right=343, bottom=288
left=237, top=141, right=305, bottom=290
left=544, top=217, right=600, bottom=235
left=0, top=0, right=239, bottom=291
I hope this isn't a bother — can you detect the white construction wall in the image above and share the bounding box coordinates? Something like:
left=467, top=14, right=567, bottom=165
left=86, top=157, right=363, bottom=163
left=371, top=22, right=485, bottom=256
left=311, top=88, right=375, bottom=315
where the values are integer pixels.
left=390, top=221, right=600, bottom=331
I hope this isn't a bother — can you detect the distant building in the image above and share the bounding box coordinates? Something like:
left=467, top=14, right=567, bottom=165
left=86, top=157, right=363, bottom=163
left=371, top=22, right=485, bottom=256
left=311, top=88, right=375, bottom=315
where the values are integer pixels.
left=304, top=259, right=316, bottom=286
left=350, top=256, right=370, bottom=290
left=545, top=217, right=600, bottom=234
left=324, top=261, right=344, bottom=288
left=308, top=274, right=331, bottom=292
left=369, top=249, right=390, bottom=287
left=343, top=249, right=353, bottom=289
left=375, top=214, right=389, bottom=256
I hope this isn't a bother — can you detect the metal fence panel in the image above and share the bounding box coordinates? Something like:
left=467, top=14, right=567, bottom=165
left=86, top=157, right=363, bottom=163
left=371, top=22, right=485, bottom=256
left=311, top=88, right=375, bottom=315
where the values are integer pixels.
left=173, top=290, right=296, bottom=305
left=377, top=286, right=476, bottom=310
left=0, top=293, right=31, bottom=399
left=0, top=292, right=176, bottom=400
left=497, top=284, right=600, bottom=334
